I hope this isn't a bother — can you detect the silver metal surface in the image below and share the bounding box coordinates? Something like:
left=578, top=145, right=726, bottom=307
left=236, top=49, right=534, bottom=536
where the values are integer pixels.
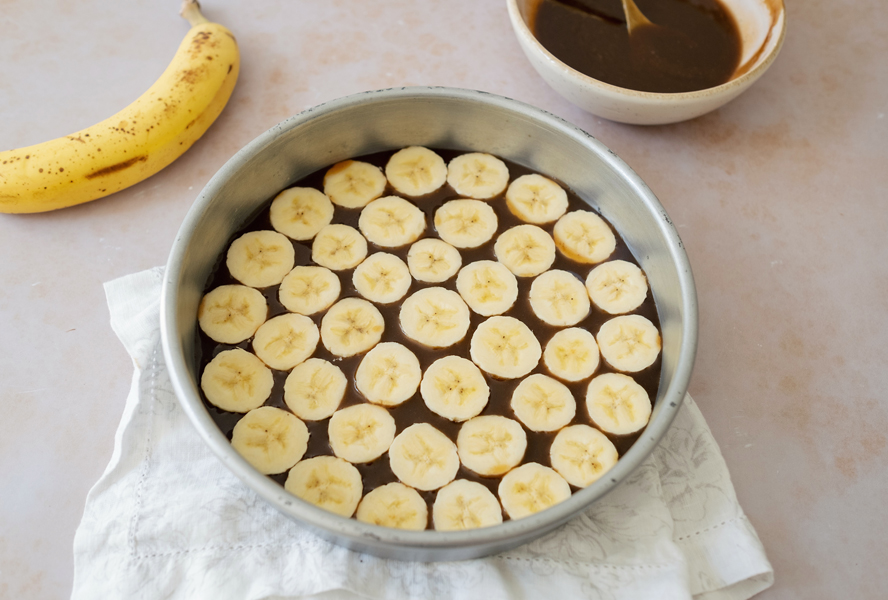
left=160, top=87, right=698, bottom=561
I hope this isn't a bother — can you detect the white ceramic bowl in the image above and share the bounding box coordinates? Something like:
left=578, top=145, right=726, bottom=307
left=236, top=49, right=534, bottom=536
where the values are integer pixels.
left=507, top=0, right=786, bottom=125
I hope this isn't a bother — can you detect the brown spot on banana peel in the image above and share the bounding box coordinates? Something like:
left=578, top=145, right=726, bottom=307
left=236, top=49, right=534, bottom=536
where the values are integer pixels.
left=85, top=155, right=148, bottom=179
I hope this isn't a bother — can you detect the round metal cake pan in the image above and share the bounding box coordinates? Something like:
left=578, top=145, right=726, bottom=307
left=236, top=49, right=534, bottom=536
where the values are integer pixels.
left=160, top=86, right=698, bottom=561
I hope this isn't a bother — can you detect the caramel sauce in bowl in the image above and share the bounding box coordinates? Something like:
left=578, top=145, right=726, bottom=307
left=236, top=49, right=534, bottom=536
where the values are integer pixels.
left=160, top=87, right=698, bottom=560
left=507, top=0, right=786, bottom=124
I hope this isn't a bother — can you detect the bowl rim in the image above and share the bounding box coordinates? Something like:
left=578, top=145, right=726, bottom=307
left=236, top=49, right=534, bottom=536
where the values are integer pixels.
left=160, top=86, right=698, bottom=557
left=505, top=0, right=787, bottom=101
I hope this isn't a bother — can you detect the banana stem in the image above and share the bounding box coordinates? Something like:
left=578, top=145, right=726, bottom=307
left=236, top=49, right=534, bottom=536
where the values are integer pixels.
left=180, top=0, right=210, bottom=26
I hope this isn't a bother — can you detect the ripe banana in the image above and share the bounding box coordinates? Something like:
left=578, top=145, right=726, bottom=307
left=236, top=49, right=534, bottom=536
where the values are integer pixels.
left=434, top=199, right=498, bottom=249
left=596, top=314, right=661, bottom=372
left=385, top=146, right=447, bottom=197
left=494, top=224, right=556, bottom=277
left=323, top=160, right=386, bottom=209
left=201, top=348, right=272, bottom=413
left=585, top=372, right=652, bottom=435
left=498, top=462, right=571, bottom=520
left=528, top=269, right=590, bottom=326
left=420, top=356, right=490, bottom=422
left=354, top=342, right=422, bottom=406
left=311, top=224, right=368, bottom=271
left=389, top=423, right=460, bottom=491
left=585, top=260, right=649, bottom=315
left=283, top=358, right=346, bottom=421
left=446, top=152, right=510, bottom=199
left=407, top=238, right=462, bottom=283
left=269, top=187, right=334, bottom=241
left=352, top=252, right=412, bottom=304
left=358, top=196, right=426, bottom=248
left=505, top=174, right=568, bottom=225
left=356, top=482, right=428, bottom=530
left=456, top=415, right=527, bottom=477
left=0, top=1, right=239, bottom=213
left=251, top=313, right=319, bottom=371
left=549, top=424, right=618, bottom=487
left=198, top=284, right=267, bottom=344
left=230, top=406, right=308, bottom=475
left=399, top=287, right=471, bottom=349
left=320, top=297, right=385, bottom=357
left=279, top=266, right=341, bottom=316
left=470, top=315, right=541, bottom=379
left=456, top=260, right=519, bottom=317
left=227, top=230, right=295, bottom=289
left=328, top=403, right=397, bottom=464
left=553, top=210, right=617, bottom=264
left=433, top=479, right=503, bottom=531
left=510, top=374, right=577, bottom=432
left=543, top=327, right=601, bottom=382
left=285, top=456, right=364, bottom=518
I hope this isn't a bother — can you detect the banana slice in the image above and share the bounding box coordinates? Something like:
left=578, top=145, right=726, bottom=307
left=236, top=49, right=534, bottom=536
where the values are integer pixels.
left=597, top=314, right=661, bottom=372
left=505, top=174, right=568, bottom=225
left=494, top=224, right=556, bottom=277
left=328, top=403, right=397, bottom=464
left=278, top=265, right=341, bottom=316
left=498, top=462, right=571, bottom=520
left=456, top=415, right=527, bottom=477
left=528, top=269, right=590, bottom=326
left=320, top=297, right=385, bottom=358
left=543, top=327, right=600, bottom=382
left=421, top=356, right=490, bottom=422
left=434, top=199, right=498, bottom=249
left=311, top=224, right=368, bottom=271
left=251, top=313, right=319, bottom=371
left=586, top=260, right=649, bottom=315
left=323, top=160, right=387, bottom=209
left=399, top=287, right=471, bottom=349
left=352, top=252, right=412, bottom=304
left=198, top=284, right=268, bottom=344
left=230, top=406, right=309, bottom=475
left=550, top=424, right=619, bottom=488
left=201, top=348, right=273, bottom=413
left=510, top=373, right=577, bottom=432
left=470, top=315, right=542, bottom=379
left=432, top=479, right=503, bottom=531
left=407, top=238, right=462, bottom=283
left=283, top=358, right=347, bottom=421
left=385, top=146, right=447, bottom=197
left=553, top=210, right=616, bottom=264
left=226, top=230, right=296, bottom=289
left=585, top=373, right=652, bottom=435
left=446, top=152, right=510, bottom=199
left=285, top=455, right=363, bottom=518
left=355, top=342, right=422, bottom=406
left=358, top=196, right=427, bottom=248
left=456, top=260, right=519, bottom=316
left=269, top=187, right=334, bottom=241
left=356, top=482, right=428, bottom=530
left=389, top=423, right=460, bottom=491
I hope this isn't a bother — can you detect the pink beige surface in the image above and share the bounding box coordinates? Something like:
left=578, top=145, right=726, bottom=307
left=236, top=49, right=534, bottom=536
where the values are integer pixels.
left=1, top=0, right=885, bottom=597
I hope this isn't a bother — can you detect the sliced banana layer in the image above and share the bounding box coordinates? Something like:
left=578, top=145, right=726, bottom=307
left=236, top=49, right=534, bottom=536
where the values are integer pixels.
left=252, top=313, right=319, bottom=371
left=586, top=373, right=652, bottom=435
left=269, top=187, right=334, bottom=241
left=543, top=327, right=601, bottom=382
left=356, top=482, right=428, bottom=530
left=279, top=265, right=341, bottom=316
left=505, top=174, right=568, bottom=225
left=456, top=260, right=519, bottom=317
left=389, top=423, right=460, bottom=491
left=421, top=356, right=490, bottom=422
left=285, top=456, right=363, bottom=518
left=283, top=358, right=347, bottom=421
left=407, top=238, right=462, bottom=283
left=434, top=199, right=498, bottom=249
left=358, top=196, right=426, bottom=248
left=198, top=284, right=268, bottom=344
left=529, top=269, right=590, bottom=327
left=586, top=260, right=649, bottom=315
left=355, top=342, right=422, bottom=407
left=597, top=314, right=661, bottom=372
left=385, top=146, right=447, bottom=197
left=550, top=424, right=619, bottom=488
left=498, top=462, right=571, bottom=520
left=446, top=152, right=510, bottom=200
left=311, top=224, right=368, bottom=271
left=510, top=373, right=577, bottom=432
left=352, top=252, right=412, bottom=305
left=494, top=224, right=556, bottom=277
left=457, top=415, right=527, bottom=477
left=226, top=230, right=296, bottom=289
left=320, top=297, right=385, bottom=358
left=201, top=348, right=273, bottom=413
left=399, top=287, right=471, bottom=349
left=328, top=403, right=397, bottom=464
left=553, top=210, right=616, bottom=265
left=433, top=479, right=503, bottom=531
left=323, top=160, right=387, bottom=209
left=470, top=315, right=542, bottom=379
left=231, top=406, right=309, bottom=475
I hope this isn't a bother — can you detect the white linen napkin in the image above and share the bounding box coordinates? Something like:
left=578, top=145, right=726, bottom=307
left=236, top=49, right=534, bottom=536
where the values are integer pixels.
left=71, top=267, right=773, bottom=600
